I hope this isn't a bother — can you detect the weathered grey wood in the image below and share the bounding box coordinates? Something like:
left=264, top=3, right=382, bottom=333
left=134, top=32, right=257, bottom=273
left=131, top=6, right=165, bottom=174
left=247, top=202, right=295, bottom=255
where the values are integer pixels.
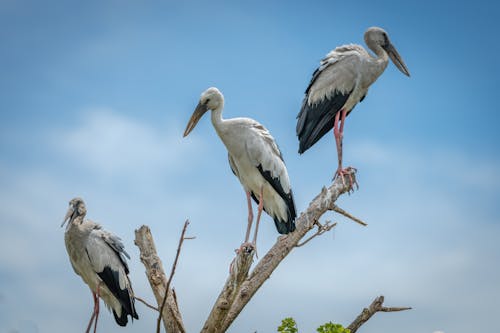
left=201, top=244, right=255, bottom=333
left=134, top=226, right=186, bottom=333
left=347, top=295, right=412, bottom=333
left=134, top=172, right=410, bottom=333
left=207, top=172, right=356, bottom=333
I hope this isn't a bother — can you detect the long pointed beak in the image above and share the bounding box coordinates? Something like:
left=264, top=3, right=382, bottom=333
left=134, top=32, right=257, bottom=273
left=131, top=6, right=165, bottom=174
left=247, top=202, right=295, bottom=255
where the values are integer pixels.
left=385, top=42, right=410, bottom=77
left=61, top=206, right=75, bottom=228
left=183, top=102, right=208, bottom=137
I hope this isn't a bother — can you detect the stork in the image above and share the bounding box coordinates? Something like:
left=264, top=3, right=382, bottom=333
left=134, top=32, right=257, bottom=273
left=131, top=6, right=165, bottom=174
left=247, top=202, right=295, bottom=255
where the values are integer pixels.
left=183, top=87, right=296, bottom=249
left=297, top=27, right=410, bottom=185
left=61, top=197, right=138, bottom=333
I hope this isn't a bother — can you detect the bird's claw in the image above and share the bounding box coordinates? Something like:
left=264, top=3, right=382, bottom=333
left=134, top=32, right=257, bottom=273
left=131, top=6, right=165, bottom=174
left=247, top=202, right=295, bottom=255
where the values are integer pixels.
left=333, top=166, right=358, bottom=193
left=235, top=242, right=255, bottom=255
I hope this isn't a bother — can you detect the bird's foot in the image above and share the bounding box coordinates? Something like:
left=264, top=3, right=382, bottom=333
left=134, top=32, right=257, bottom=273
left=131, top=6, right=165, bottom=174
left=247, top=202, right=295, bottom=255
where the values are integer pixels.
left=333, top=166, right=358, bottom=193
left=236, top=242, right=257, bottom=258
left=230, top=242, right=256, bottom=273
left=235, top=242, right=255, bottom=254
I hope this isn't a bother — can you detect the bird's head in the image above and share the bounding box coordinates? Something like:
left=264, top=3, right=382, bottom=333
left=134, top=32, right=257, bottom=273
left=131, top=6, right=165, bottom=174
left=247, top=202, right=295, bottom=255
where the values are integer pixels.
left=365, top=26, right=410, bottom=77
left=61, top=197, right=87, bottom=228
left=183, top=87, right=224, bottom=137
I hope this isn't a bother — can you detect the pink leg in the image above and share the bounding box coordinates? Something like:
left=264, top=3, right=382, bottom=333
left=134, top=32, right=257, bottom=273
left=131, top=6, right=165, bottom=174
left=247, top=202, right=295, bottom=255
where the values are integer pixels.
left=244, top=191, right=254, bottom=243
left=251, top=187, right=264, bottom=247
left=333, top=109, right=358, bottom=190
left=333, top=110, right=343, bottom=173
left=85, top=291, right=98, bottom=333
left=93, top=284, right=100, bottom=333
left=237, top=192, right=255, bottom=255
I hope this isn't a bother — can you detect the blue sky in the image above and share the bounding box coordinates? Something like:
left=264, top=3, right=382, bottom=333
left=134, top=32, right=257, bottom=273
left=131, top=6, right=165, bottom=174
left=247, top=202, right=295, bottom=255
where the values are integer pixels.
left=1, top=0, right=499, bottom=332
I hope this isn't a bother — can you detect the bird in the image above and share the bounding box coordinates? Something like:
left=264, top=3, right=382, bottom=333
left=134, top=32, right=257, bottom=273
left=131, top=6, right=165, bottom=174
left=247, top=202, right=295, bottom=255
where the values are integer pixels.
left=61, top=197, right=138, bottom=333
left=183, top=87, right=297, bottom=249
left=296, top=26, right=410, bottom=184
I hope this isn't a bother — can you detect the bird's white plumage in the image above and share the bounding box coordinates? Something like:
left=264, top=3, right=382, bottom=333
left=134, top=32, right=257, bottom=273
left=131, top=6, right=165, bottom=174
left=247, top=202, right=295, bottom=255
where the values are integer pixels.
left=63, top=198, right=137, bottom=324
left=220, top=117, right=292, bottom=221
left=85, top=228, right=130, bottom=291
left=185, top=87, right=296, bottom=234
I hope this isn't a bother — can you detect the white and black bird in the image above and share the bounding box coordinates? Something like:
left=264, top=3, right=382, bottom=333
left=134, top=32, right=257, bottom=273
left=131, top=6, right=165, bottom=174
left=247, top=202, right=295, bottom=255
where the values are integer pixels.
left=297, top=27, right=410, bottom=181
left=61, top=197, right=138, bottom=333
left=184, top=87, right=296, bottom=248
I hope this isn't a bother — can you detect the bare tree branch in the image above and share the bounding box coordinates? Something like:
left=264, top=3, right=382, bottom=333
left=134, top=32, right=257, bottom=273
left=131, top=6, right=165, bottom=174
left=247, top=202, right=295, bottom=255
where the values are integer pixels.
left=296, top=221, right=337, bottom=247
left=332, top=205, right=368, bottom=226
left=201, top=170, right=357, bottom=333
left=134, top=225, right=187, bottom=333
left=201, top=244, right=255, bottom=332
left=134, top=296, right=159, bottom=311
left=135, top=171, right=409, bottom=333
left=156, top=220, right=191, bottom=333
left=347, top=295, right=412, bottom=333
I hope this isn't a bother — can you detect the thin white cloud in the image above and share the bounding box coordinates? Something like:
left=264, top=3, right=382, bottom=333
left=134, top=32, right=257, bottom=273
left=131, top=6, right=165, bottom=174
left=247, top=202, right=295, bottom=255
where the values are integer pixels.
left=52, top=108, right=204, bottom=181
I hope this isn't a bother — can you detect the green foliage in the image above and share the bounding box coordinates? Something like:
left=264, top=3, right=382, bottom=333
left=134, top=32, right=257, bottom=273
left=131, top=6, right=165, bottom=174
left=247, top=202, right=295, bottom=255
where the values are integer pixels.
left=277, top=318, right=350, bottom=333
left=277, top=317, right=298, bottom=333
left=316, top=322, right=350, bottom=333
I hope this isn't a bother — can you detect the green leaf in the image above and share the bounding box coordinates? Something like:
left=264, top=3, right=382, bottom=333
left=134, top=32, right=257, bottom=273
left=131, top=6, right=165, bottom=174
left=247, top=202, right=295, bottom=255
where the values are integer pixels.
left=316, top=322, right=350, bottom=333
left=277, top=317, right=298, bottom=333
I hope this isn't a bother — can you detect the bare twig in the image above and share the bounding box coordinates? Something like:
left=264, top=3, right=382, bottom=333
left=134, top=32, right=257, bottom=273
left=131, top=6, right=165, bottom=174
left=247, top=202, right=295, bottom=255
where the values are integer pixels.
left=296, top=221, right=337, bottom=247
left=156, top=220, right=191, bottom=333
left=134, top=296, right=159, bottom=311
left=134, top=226, right=186, bottom=333
left=332, top=205, right=367, bottom=226
left=347, top=296, right=412, bottom=333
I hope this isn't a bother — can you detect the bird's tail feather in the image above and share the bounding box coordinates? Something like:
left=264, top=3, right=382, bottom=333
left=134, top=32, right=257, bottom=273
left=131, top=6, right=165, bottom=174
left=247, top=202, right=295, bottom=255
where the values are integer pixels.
left=274, top=215, right=296, bottom=235
left=113, top=309, right=128, bottom=327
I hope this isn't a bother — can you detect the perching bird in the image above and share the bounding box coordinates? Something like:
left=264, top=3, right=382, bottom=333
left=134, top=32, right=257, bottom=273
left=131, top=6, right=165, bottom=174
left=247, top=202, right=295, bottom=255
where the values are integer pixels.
left=297, top=27, right=410, bottom=182
left=183, top=87, right=296, bottom=248
left=61, top=197, right=138, bottom=333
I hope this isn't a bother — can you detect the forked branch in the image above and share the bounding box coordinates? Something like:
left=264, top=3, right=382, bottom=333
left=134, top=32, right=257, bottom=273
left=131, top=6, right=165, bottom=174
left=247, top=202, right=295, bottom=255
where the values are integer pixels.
left=135, top=170, right=410, bottom=333
left=347, top=295, right=412, bottom=333
left=203, top=170, right=359, bottom=333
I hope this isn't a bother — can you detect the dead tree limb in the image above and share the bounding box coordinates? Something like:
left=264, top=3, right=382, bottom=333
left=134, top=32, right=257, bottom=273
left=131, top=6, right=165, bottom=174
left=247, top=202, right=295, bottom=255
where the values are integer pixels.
left=201, top=244, right=255, bottom=332
left=134, top=295, right=159, bottom=311
left=347, top=295, right=412, bottom=333
left=296, top=220, right=337, bottom=247
left=332, top=205, right=367, bottom=226
left=134, top=225, right=186, bottom=333
left=202, top=171, right=358, bottom=333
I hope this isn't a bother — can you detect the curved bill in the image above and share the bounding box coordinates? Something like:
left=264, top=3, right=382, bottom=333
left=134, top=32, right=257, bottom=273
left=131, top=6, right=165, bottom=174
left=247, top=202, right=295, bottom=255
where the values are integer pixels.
left=385, top=42, right=410, bottom=77
left=183, top=102, right=208, bottom=137
left=61, top=205, right=75, bottom=228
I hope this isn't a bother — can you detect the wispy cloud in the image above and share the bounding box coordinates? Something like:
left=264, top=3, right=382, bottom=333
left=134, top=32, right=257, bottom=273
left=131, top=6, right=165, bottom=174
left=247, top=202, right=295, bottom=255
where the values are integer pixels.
left=52, top=108, right=204, bottom=181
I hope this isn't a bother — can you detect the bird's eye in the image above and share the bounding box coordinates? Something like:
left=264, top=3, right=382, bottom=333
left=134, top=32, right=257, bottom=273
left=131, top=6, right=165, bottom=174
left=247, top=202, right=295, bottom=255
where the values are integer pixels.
left=204, top=98, right=210, bottom=105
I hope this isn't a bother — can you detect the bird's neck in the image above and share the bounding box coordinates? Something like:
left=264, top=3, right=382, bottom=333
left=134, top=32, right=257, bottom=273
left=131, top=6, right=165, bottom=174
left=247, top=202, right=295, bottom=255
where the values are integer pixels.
left=370, top=44, right=388, bottom=61
left=368, top=46, right=389, bottom=80
left=210, top=106, right=226, bottom=131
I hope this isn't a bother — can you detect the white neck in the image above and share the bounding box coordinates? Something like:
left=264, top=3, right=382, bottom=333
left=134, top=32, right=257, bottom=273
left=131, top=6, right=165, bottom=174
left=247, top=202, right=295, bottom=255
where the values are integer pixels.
left=210, top=104, right=225, bottom=130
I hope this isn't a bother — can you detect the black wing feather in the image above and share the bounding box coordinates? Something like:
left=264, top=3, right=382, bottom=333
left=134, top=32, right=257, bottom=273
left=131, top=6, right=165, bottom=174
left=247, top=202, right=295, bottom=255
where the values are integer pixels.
left=255, top=165, right=296, bottom=234
left=96, top=266, right=139, bottom=326
left=297, top=91, right=351, bottom=154
left=90, top=237, right=139, bottom=327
